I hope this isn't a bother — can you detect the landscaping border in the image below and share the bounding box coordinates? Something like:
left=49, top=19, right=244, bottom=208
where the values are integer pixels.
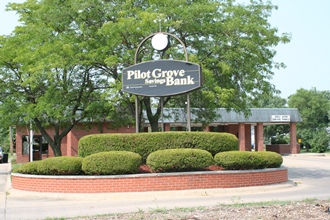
left=11, top=167, right=288, bottom=193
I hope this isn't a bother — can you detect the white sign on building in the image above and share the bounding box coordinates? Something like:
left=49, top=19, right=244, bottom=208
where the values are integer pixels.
left=270, top=115, right=290, bottom=122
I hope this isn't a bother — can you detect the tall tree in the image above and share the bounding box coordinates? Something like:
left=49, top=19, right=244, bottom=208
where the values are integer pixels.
left=0, top=0, right=290, bottom=156
left=0, top=0, right=128, bottom=156
left=97, top=0, right=291, bottom=130
left=288, top=88, right=330, bottom=152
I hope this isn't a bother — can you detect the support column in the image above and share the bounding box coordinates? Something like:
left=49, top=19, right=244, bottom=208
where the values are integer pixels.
left=238, top=123, right=246, bottom=151
left=164, top=123, right=171, bottom=131
left=290, top=122, right=299, bottom=154
left=245, top=125, right=252, bottom=151
left=256, top=123, right=264, bottom=151
left=67, top=131, right=72, bottom=157
left=254, top=125, right=258, bottom=151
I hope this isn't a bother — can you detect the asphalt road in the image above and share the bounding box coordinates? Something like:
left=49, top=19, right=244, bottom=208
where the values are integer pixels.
left=1, top=154, right=330, bottom=220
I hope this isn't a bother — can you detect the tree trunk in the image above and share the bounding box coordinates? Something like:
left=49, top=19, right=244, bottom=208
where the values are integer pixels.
left=51, top=143, right=62, bottom=156
left=33, top=118, right=75, bottom=157
left=150, top=118, right=159, bottom=132
left=143, top=96, right=172, bottom=132
left=51, top=135, right=62, bottom=156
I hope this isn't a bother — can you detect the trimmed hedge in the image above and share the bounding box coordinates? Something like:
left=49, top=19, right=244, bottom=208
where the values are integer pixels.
left=214, top=151, right=283, bottom=170
left=82, top=151, right=142, bottom=175
left=13, top=157, right=83, bottom=175
left=38, top=156, right=83, bottom=175
left=146, top=148, right=214, bottom=172
left=78, top=132, right=238, bottom=161
left=13, top=160, right=43, bottom=174
left=256, top=151, right=284, bottom=168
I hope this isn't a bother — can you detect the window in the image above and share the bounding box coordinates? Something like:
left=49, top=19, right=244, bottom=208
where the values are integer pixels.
left=191, top=127, right=203, bottom=131
left=22, top=136, right=29, bottom=155
left=22, top=135, right=49, bottom=155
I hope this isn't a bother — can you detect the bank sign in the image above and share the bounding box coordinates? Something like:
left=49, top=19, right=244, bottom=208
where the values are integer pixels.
left=122, top=60, right=202, bottom=96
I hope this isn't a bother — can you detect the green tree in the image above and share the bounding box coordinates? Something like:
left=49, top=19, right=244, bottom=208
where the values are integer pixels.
left=288, top=88, right=330, bottom=152
left=0, top=127, right=10, bottom=153
left=0, top=0, right=131, bottom=156
left=0, top=0, right=290, bottom=157
left=97, top=0, right=290, bottom=131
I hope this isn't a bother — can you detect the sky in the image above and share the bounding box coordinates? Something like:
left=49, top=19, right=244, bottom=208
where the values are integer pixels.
left=1, top=0, right=330, bottom=99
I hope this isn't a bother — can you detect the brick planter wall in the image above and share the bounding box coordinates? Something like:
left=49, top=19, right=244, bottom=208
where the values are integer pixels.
left=12, top=167, right=288, bottom=193
left=266, top=144, right=301, bottom=154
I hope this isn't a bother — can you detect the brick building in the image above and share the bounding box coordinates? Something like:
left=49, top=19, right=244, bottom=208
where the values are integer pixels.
left=15, top=108, right=302, bottom=163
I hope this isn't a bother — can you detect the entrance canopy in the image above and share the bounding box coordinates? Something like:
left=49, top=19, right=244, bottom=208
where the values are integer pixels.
left=142, top=108, right=302, bottom=154
left=143, top=108, right=302, bottom=126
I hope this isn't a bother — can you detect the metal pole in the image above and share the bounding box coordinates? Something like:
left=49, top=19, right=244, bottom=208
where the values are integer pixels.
left=161, top=97, right=164, bottom=132
left=9, top=126, right=13, bottom=156
left=187, top=93, right=191, bottom=131
left=29, top=121, right=33, bottom=162
left=135, top=95, right=139, bottom=133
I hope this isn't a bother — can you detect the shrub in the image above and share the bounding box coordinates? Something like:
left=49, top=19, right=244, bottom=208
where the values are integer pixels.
left=37, top=156, right=83, bottom=175
left=271, top=135, right=289, bottom=144
left=309, top=129, right=330, bottom=153
left=214, top=151, right=283, bottom=170
left=78, top=132, right=238, bottom=161
left=82, top=151, right=142, bottom=175
left=13, top=160, right=43, bottom=174
left=256, top=151, right=283, bottom=168
left=146, top=148, right=214, bottom=172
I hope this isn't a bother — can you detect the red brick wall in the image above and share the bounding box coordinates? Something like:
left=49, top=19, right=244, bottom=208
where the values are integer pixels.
left=228, top=124, right=239, bottom=136
left=266, top=144, right=301, bottom=154
left=16, top=123, right=136, bottom=163
left=68, top=123, right=136, bottom=157
left=12, top=168, right=288, bottom=193
left=16, top=127, right=57, bottom=163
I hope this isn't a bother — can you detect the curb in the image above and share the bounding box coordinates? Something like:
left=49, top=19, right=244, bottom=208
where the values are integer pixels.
left=285, top=153, right=330, bottom=157
left=5, top=159, right=12, bottom=193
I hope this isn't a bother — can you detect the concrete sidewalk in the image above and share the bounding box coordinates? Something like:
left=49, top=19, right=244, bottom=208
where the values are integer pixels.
left=2, top=154, right=330, bottom=220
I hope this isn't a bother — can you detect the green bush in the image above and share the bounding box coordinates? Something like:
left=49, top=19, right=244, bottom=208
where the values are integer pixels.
left=13, top=157, right=84, bottom=175
left=146, top=148, right=214, bottom=172
left=82, top=151, right=142, bottom=175
left=309, top=129, right=330, bottom=153
left=13, top=160, right=43, bottom=174
left=256, top=151, right=283, bottom=168
left=78, top=132, right=238, bottom=161
left=214, top=151, right=283, bottom=170
left=37, top=156, right=83, bottom=175
left=271, top=135, right=289, bottom=144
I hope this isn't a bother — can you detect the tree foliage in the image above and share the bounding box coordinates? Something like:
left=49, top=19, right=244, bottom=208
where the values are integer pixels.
left=0, top=127, right=10, bottom=153
left=0, top=0, right=131, bottom=156
left=0, top=0, right=290, bottom=155
left=288, top=88, right=330, bottom=152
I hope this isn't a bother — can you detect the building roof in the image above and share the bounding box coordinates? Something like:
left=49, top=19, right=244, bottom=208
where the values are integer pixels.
left=143, top=108, right=302, bottom=125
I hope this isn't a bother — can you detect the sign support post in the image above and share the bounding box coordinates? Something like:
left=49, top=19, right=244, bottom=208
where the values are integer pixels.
left=187, top=93, right=191, bottom=131
left=135, top=95, right=139, bottom=133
